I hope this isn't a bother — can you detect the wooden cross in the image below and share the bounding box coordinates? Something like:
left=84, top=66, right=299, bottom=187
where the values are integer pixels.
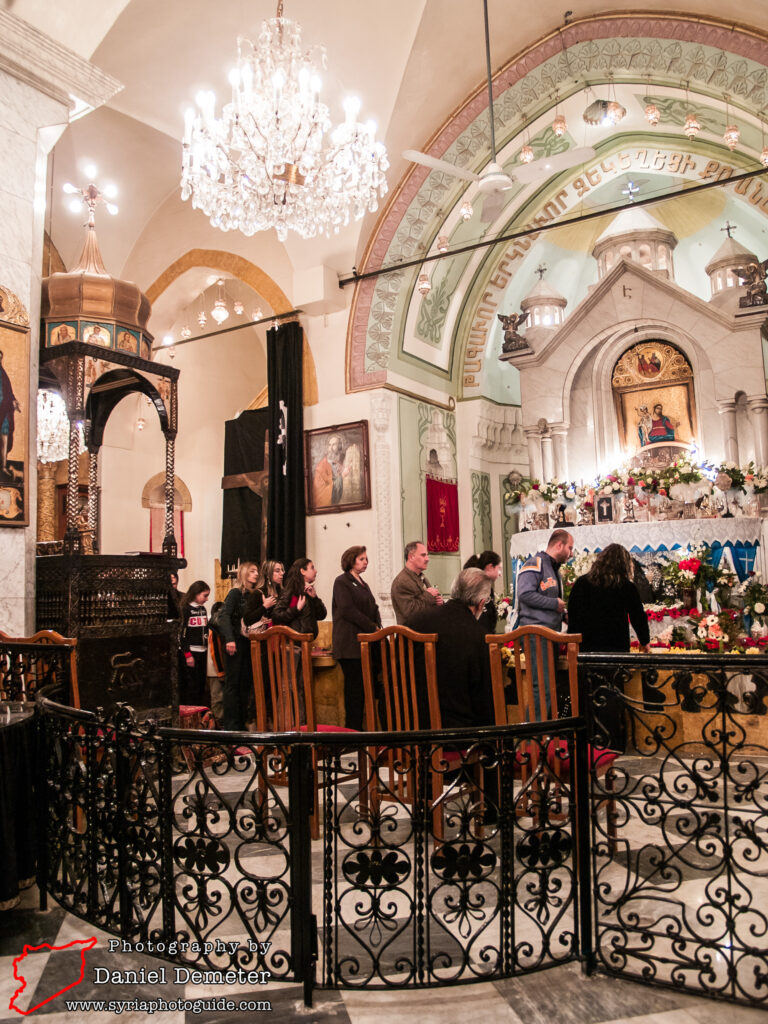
left=721, top=221, right=737, bottom=238
left=220, top=434, right=269, bottom=559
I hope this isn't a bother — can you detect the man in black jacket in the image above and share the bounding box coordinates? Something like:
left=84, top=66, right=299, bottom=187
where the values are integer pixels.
left=410, top=568, right=493, bottom=729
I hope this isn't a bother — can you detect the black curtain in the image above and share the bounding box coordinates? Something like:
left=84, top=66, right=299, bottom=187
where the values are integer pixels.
left=220, top=407, right=269, bottom=569
left=267, top=320, right=305, bottom=565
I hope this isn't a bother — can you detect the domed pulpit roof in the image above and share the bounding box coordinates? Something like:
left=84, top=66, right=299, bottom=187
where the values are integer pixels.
left=704, top=232, right=756, bottom=277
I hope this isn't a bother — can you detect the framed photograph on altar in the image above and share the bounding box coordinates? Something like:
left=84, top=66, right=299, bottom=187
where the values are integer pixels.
left=0, top=286, right=29, bottom=527
left=304, top=420, right=371, bottom=515
left=596, top=494, right=614, bottom=523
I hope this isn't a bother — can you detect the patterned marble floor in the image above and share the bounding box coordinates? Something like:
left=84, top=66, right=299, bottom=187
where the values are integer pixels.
left=1, top=883, right=765, bottom=1024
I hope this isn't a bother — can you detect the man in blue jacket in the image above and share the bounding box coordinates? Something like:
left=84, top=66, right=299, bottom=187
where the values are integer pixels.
left=514, top=529, right=573, bottom=630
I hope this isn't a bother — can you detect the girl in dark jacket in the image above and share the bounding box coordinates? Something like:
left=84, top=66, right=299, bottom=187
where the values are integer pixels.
left=332, top=545, right=382, bottom=730
left=179, top=580, right=210, bottom=706
left=272, top=557, right=327, bottom=637
left=219, top=561, right=259, bottom=731
left=243, top=559, right=285, bottom=631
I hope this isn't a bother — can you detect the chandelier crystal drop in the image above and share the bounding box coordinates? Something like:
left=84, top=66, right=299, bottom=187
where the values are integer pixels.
left=180, top=3, right=389, bottom=242
left=683, top=111, right=701, bottom=140
left=644, top=101, right=660, bottom=126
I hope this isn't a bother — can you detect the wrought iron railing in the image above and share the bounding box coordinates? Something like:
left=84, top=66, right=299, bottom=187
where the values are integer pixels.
left=35, top=699, right=588, bottom=1004
left=579, top=652, right=768, bottom=1008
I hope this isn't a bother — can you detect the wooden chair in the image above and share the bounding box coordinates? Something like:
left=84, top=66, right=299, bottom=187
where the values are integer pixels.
left=250, top=625, right=359, bottom=840
left=486, top=625, right=617, bottom=846
left=0, top=629, right=80, bottom=708
left=359, top=625, right=459, bottom=840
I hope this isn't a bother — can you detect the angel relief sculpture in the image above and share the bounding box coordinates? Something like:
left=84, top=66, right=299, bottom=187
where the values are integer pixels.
left=497, top=310, right=530, bottom=354
left=734, top=258, right=768, bottom=307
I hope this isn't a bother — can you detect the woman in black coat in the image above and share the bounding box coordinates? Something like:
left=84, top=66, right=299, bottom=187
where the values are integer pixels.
left=332, top=545, right=382, bottom=730
left=219, top=561, right=259, bottom=731
left=567, top=543, right=650, bottom=652
left=463, top=550, right=502, bottom=633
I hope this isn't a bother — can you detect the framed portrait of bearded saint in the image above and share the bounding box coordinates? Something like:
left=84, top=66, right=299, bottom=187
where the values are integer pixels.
left=611, top=341, right=697, bottom=469
left=0, top=286, right=29, bottom=526
left=304, top=420, right=371, bottom=515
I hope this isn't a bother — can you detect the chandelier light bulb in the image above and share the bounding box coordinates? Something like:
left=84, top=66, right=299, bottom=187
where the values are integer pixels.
left=162, top=334, right=173, bottom=346
left=103, top=184, right=118, bottom=199
left=211, top=298, right=230, bottom=325
left=684, top=111, right=701, bottom=140
left=417, top=272, right=431, bottom=296
left=460, top=199, right=473, bottom=221
left=606, top=101, right=626, bottom=125
left=552, top=113, right=567, bottom=137
left=68, top=198, right=82, bottom=213
left=180, top=10, right=388, bottom=241
left=62, top=182, right=79, bottom=195
left=644, top=101, right=660, bottom=127
left=83, top=163, right=98, bottom=180
left=724, top=124, right=740, bottom=150
left=519, top=144, right=534, bottom=164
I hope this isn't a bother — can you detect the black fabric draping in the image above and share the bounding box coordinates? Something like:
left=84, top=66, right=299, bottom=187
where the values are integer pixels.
left=267, top=321, right=305, bottom=565
left=0, top=714, right=37, bottom=903
left=220, top=408, right=269, bottom=568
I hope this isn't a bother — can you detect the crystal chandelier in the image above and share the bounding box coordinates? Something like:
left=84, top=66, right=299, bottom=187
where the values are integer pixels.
left=460, top=200, right=473, bottom=221
left=37, top=390, right=83, bottom=464
left=180, top=1, right=389, bottom=242
left=417, top=272, right=431, bottom=296
left=644, top=100, right=660, bottom=126
left=552, top=112, right=567, bottom=137
left=723, top=96, right=739, bottom=151
left=519, top=143, right=534, bottom=164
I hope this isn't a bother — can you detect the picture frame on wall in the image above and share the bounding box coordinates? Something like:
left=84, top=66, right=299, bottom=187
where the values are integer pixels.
left=0, top=286, right=30, bottom=527
left=304, top=420, right=371, bottom=515
left=595, top=494, right=614, bottom=524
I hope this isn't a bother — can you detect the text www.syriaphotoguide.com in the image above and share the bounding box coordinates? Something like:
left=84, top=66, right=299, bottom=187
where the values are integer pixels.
left=64, top=997, right=271, bottom=1014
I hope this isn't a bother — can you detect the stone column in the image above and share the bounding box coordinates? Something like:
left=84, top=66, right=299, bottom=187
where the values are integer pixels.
left=371, top=392, right=396, bottom=625
left=540, top=433, right=554, bottom=482
left=551, top=426, right=570, bottom=480
left=748, top=395, right=768, bottom=466
left=523, top=427, right=543, bottom=481
left=717, top=399, right=739, bottom=464
left=36, top=461, right=56, bottom=543
left=0, top=9, right=120, bottom=632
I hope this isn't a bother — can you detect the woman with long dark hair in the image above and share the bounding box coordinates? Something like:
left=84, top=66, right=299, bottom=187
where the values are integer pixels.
left=568, top=543, right=650, bottom=652
left=332, top=545, right=381, bottom=730
left=272, top=557, right=326, bottom=637
left=243, top=559, right=285, bottom=632
left=179, top=580, right=210, bottom=706
left=463, top=550, right=502, bottom=633
left=219, top=561, right=259, bottom=730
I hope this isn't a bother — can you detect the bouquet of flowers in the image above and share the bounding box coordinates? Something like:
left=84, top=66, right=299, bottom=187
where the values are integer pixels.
left=742, top=462, right=768, bottom=493
left=688, top=608, right=743, bottom=650
left=739, top=573, right=768, bottom=623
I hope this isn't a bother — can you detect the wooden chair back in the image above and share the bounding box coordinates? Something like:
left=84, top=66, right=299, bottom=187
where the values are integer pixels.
left=250, top=624, right=315, bottom=730
left=0, top=629, right=80, bottom=708
left=486, top=625, right=581, bottom=725
left=358, top=625, right=440, bottom=732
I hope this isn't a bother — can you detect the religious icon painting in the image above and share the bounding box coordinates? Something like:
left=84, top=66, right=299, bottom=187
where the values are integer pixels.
left=116, top=328, right=140, bottom=354
left=596, top=494, right=614, bottom=523
left=0, top=285, right=30, bottom=526
left=82, top=322, right=113, bottom=347
left=48, top=321, right=78, bottom=346
left=304, top=420, right=371, bottom=515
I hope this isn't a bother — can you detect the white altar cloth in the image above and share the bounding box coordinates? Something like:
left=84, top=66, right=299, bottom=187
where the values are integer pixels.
left=509, top=517, right=763, bottom=562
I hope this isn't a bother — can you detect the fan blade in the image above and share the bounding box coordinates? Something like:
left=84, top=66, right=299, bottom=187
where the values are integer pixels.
left=512, top=146, right=596, bottom=184
left=480, top=190, right=506, bottom=223
left=403, top=149, right=479, bottom=183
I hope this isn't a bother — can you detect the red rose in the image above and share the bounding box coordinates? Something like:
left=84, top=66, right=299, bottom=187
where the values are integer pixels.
left=627, top=476, right=635, bottom=486
left=659, top=488, right=667, bottom=496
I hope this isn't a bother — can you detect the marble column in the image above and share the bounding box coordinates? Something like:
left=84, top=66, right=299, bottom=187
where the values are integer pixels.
left=551, top=426, right=570, bottom=480
left=540, top=433, right=554, bottom=482
left=0, top=9, right=120, bottom=632
left=523, top=427, right=543, bottom=481
left=748, top=395, right=768, bottom=466
left=717, top=399, right=739, bottom=465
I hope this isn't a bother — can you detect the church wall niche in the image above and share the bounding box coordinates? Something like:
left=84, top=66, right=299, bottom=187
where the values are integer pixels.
left=736, top=391, right=756, bottom=465
left=567, top=352, right=598, bottom=483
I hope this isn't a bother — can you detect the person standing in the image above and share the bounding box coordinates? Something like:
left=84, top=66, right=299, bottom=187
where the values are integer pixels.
left=463, top=550, right=502, bottom=633
left=243, top=559, right=284, bottom=632
left=513, top=529, right=573, bottom=631
left=332, top=545, right=382, bottom=730
left=391, top=540, right=444, bottom=625
left=219, top=562, right=259, bottom=731
left=567, top=544, right=650, bottom=653
left=179, top=581, right=210, bottom=706
left=272, top=557, right=327, bottom=638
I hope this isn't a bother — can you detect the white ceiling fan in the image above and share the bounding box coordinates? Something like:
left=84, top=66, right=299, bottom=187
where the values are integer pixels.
left=404, top=0, right=595, bottom=223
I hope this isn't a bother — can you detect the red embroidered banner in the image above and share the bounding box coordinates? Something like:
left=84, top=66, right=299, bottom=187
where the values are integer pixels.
left=426, top=476, right=459, bottom=552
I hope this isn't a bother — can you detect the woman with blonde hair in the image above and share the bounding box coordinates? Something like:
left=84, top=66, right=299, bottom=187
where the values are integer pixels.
left=219, top=561, right=259, bottom=730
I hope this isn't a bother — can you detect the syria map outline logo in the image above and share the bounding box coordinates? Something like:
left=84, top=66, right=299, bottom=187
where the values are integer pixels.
left=9, top=936, right=97, bottom=1016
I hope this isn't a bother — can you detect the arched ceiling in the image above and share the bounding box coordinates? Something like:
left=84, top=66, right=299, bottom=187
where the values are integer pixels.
left=8, top=1, right=768, bottom=396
